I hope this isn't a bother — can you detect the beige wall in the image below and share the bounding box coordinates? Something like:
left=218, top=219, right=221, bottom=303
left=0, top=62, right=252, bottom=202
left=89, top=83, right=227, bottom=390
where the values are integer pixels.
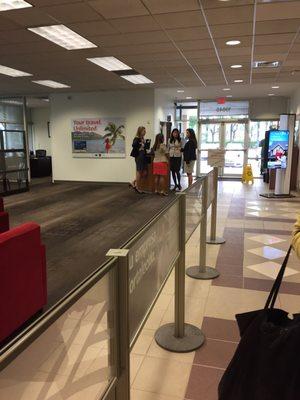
left=50, top=90, right=155, bottom=183
left=31, top=107, right=51, bottom=155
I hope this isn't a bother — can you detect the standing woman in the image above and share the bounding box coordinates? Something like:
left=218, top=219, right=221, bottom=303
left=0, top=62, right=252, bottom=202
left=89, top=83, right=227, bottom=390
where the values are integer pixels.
left=168, top=128, right=182, bottom=191
left=130, top=126, right=147, bottom=193
left=153, top=133, right=169, bottom=196
left=183, top=128, right=197, bottom=187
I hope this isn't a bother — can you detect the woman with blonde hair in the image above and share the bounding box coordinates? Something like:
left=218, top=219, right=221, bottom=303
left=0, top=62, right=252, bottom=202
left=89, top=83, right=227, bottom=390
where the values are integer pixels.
left=130, top=126, right=147, bottom=193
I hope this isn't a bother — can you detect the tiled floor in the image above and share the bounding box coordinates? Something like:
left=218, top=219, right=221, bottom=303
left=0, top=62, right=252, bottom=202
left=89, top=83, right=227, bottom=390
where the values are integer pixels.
left=130, top=180, right=300, bottom=400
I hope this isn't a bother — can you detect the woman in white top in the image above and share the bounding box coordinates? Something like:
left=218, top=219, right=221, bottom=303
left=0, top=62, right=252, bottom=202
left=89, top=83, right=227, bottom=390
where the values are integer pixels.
left=168, top=128, right=182, bottom=191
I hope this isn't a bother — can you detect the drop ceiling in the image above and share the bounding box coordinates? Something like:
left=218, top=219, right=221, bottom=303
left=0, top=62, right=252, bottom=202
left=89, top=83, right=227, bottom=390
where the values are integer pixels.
left=0, top=0, right=298, bottom=96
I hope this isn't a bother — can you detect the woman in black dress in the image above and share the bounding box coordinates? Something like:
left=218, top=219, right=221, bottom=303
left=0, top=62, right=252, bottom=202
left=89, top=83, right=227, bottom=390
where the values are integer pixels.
left=168, top=128, right=182, bottom=190
left=183, top=128, right=197, bottom=187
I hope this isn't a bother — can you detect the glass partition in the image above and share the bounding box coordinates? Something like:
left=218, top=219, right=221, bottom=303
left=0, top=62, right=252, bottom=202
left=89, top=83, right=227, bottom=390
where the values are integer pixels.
left=128, top=200, right=180, bottom=342
left=185, top=178, right=204, bottom=242
left=0, top=259, right=118, bottom=400
left=0, top=129, right=28, bottom=195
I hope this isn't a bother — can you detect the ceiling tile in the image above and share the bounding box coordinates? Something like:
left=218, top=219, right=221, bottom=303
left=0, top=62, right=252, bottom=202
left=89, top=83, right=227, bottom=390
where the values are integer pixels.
left=42, top=3, right=101, bottom=23
left=104, top=42, right=175, bottom=56
left=154, top=11, right=205, bottom=29
left=68, top=20, right=118, bottom=37
left=256, top=19, right=300, bottom=34
left=3, top=8, right=56, bottom=27
left=256, top=1, right=300, bottom=21
left=254, top=44, right=290, bottom=55
left=30, top=0, right=83, bottom=5
left=109, top=15, right=160, bottom=32
left=202, top=0, right=254, bottom=7
left=177, top=39, right=213, bottom=51
left=167, top=27, right=210, bottom=41
left=143, top=0, right=199, bottom=14
left=88, top=0, right=149, bottom=19
left=255, top=33, right=295, bottom=45
left=210, top=23, right=253, bottom=38
left=92, top=30, right=169, bottom=47
left=205, top=5, right=254, bottom=25
left=218, top=47, right=252, bottom=57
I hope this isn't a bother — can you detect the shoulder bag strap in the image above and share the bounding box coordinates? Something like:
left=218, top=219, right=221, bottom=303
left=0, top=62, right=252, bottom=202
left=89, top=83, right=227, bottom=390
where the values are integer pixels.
left=265, top=245, right=292, bottom=309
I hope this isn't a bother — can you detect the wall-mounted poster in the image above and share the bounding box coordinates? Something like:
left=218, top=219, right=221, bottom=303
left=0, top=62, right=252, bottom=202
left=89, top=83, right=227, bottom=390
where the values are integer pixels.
left=72, top=117, right=126, bottom=158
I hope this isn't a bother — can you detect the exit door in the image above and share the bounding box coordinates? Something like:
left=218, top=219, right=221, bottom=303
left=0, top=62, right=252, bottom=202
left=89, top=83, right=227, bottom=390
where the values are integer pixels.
left=199, top=121, right=248, bottom=178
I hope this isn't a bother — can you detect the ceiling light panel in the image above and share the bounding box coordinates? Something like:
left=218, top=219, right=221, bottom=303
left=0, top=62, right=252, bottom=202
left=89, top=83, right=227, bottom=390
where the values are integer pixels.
left=0, top=0, right=32, bottom=11
left=226, top=40, right=241, bottom=46
left=231, top=65, right=243, bottom=69
left=28, top=25, right=97, bottom=50
left=32, top=80, right=70, bottom=89
left=0, top=65, right=32, bottom=77
left=121, top=74, right=153, bottom=84
left=234, top=79, right=244, bottom=83
left=87, top=57, right=131, bottom=71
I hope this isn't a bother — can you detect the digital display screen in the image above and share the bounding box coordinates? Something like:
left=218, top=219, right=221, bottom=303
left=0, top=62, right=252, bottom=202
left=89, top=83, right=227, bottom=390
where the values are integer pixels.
left=267, top=130, right=289, bottom=169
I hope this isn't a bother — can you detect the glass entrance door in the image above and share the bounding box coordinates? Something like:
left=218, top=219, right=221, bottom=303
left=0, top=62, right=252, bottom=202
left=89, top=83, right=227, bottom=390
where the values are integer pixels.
left=199, top=123, right=221, bottom=174
left=199, top=121, right=247, bottom=177
left=224, top=122, right=246, bottom=176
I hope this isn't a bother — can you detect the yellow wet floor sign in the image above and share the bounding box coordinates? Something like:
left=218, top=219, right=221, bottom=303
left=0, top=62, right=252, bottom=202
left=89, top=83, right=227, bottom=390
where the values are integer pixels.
left=242, top=164, right=254, bottom=184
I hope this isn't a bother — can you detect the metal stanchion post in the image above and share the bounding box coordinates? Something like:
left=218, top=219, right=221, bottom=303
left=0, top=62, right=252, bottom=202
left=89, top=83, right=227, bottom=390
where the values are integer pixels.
left=155, top=193, right=205, bottom=352
left=106, top=249, right=130, bottom=400
left=186, top=177, right=220, bottom=280
left=207, top=167, right=226, bottom=245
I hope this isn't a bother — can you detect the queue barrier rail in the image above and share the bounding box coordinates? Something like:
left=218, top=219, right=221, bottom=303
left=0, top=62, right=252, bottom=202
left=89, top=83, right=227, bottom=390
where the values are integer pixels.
left=0, top=169, right=224, bottom=400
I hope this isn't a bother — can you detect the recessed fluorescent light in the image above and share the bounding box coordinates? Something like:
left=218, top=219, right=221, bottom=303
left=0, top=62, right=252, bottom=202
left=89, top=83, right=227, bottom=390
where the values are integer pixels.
left=223, top=88, right=231, bottom=91
left=121, top=74, right=153, bottom=84
left=87, top=57, right=131, bottom=71
left=0, top=65, right=32, bottom=77
left=28, top=25, right=97, bottom=50
left=226, top=40, right=241, bottom=46
left=253, top=60, right=280, bottom=68
left=177, top=90, right=185, bottom=93
left=226, top=95, right=233, bottom=98
left=231, top=64, right=242, bottom=69
left=32, top=80, right=70, bottom=89
left=268, top=93, right=275, bottom=96
left=234, top=79, right=243, bottom=83
left=272, top=85, right=279, bottom=89
left=186, top=96, right=192, bottom=99
left=0, top=0, right=32, bottom=11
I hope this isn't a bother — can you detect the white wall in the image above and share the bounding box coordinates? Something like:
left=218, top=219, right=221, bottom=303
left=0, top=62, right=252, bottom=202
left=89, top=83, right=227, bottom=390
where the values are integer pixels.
left=154, top=89, right=174, bottom=133
left=249, top=97, right=288, bottom=120
left=31, top=107, right=51, bottom=155
left=290, top=86, right=300, bottom=116
left=50, top=89, right=154, bottom=183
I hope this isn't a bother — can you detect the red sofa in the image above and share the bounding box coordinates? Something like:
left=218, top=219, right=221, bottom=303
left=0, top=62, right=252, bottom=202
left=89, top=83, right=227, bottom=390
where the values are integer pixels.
left=0, top=197, right=9, bottom=233
left=0, top=222, right=47, bottom=342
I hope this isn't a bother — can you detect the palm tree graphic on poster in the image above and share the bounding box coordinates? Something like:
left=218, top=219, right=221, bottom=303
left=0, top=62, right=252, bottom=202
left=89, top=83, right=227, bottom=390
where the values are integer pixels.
left=103, top=122, right=125, bottom=154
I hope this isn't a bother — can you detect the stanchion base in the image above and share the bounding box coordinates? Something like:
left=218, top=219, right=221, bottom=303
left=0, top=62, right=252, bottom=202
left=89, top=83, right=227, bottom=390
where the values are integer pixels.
left=186, top=266, right=220, bottom=280
left=155, top=323, right=205, bottom=353
left=206, top=237, right=226, bottom=245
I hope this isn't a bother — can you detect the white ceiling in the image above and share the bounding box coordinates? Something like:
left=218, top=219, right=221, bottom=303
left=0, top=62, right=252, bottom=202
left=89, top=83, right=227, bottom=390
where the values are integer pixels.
left=0, top=0, right=299, bottom=96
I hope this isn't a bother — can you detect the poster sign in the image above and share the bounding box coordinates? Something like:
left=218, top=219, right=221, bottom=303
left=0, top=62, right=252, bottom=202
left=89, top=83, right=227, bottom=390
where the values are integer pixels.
left=71, top=117, right=126, bottom=158
left=128, top=202, right=179, bottom=340
left=208, top=149, right=225, bottom=167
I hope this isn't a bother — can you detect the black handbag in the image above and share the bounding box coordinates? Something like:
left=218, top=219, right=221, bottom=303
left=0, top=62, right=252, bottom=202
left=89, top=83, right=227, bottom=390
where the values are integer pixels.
left=218, top=246, right=300, bottom=400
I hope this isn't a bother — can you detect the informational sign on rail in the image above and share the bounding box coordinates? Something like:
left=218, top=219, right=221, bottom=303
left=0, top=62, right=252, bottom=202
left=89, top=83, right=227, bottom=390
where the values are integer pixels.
left=128, top=202, right=180, bottom=341
left=208, top=149, right=225, bottom=167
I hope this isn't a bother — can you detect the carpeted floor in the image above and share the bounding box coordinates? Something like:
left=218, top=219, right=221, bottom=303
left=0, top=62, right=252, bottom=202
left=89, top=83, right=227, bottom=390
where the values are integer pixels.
left=4, top=180, right=175, bottom=308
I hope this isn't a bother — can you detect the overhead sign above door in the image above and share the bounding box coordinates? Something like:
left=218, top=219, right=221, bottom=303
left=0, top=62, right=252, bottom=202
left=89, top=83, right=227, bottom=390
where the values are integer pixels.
left=200, top=101, right=249, bottom=117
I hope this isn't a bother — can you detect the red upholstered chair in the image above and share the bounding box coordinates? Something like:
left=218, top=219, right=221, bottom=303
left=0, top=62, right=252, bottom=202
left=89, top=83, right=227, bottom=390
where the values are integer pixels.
left=0, top=197, right=9, bottom=233
left=0, top=212, right=9, bottom=233
left=0, top=223, right=47, bottom=342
